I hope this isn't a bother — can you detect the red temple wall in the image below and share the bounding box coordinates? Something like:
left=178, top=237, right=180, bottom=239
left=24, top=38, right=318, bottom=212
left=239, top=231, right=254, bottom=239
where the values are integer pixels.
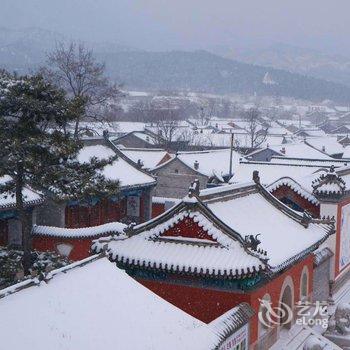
left=65, top=192, right=146, bottom=229
left=32, top=236, right=94, bottom=261
left=160, top=218, right=217, bottom=241
left=0, top=219, right=8, bottom=246
left=136, top=255, right=313, bottom=346
left=152, top=203, right=165, bottom=218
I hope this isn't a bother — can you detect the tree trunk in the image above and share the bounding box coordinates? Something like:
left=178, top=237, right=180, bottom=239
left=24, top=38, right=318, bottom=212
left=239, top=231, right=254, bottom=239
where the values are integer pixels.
left=16, top=163, right=32, bottom=274
left=74, top=116, right=80, bottom=139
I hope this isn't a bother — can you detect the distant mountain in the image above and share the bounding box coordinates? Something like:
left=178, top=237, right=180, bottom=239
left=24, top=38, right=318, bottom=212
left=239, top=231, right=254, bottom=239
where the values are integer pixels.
left=223, top=43, right=350, bottom=87
left=0, top=27, right=64, bottom=72
left=2, top=27, right=350, bottom=103
left=98, top=50, right=350, bottom=103
left=0, top=27, right=138, bottom=73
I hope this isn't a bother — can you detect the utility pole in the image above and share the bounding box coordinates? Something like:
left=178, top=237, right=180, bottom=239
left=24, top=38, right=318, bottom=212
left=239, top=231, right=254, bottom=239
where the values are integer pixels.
left=229, top=132, right=234, bottom=178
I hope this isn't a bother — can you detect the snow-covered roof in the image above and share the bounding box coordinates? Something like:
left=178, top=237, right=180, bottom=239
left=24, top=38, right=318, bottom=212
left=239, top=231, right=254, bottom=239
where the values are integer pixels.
left=270, top=325, right=342, bottom=350
left=77, top=145, right=156, bottom=188
left=0, top=257, right=208, bottom=349
left=152, top=196, right=180, bottom=204
left=342, top=145, right=350, bottom=159
left=176, top=148, right=242, bottom=178
left=107, top=209, right=265, bottom=278
left=312, top=167, right=346, bottom=197
left=231, top=161, right=321, bottom=185
left=203, top=185, right=330, bottom=268
left=267, top=177, right=319, bottom=205
left=268, top=141, right=333, bottom=160
left=32, top=222, right=127, bottom=239
left=114, top=121, right=146, bottom=134
left=0, top=256, right=253, bottom=350
left=132, top=131, right=159, bottom=144
left=0, top=175, right=43, bottom=210
left=269, top=157, right=347, bottom=167
left=119, top=148, right=172, bottom=170
left=106, top=181, right=332, bottom=276
left=301, top=136, right=344, bottom=156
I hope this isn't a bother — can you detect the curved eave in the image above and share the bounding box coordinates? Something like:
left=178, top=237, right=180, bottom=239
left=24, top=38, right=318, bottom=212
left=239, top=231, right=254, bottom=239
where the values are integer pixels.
left=109, top=253, right=267, bottom=280
left=32, top=231, right=119, bottom=240
left=0, top=198, right=44, bottom=211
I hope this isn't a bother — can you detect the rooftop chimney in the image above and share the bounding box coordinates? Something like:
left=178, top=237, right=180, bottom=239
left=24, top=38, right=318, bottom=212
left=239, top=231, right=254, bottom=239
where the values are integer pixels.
left=280, top=147, right=286, bottom=154
left=194, top=160, right=199, bottom=170
left=322, top=145, right=326, bottom=152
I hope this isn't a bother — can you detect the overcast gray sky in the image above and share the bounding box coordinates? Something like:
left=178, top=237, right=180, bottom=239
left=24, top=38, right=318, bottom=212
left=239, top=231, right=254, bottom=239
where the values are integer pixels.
left=1, top=0, right=349, bottom=53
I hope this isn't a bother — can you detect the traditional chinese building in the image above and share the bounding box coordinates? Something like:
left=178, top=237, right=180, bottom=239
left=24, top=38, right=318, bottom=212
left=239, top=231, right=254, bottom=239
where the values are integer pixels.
left=0, top=175, right=43, bottom=247
left=32, top=139, right=157, bottom=260
left=268, top=176, right=320, bottom=217
left=35, top=141, right=157, bottom=230
left=100, top=173, right=333, bottom=349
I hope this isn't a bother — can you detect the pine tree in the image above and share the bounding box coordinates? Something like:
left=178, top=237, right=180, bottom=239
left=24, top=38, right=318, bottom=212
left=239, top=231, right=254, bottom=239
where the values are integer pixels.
left=0, top=71, right=119, bottom=273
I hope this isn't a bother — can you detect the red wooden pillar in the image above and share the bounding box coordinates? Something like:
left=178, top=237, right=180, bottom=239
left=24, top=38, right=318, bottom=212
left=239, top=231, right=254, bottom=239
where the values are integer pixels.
left=0, top=219, right=8, bottom=246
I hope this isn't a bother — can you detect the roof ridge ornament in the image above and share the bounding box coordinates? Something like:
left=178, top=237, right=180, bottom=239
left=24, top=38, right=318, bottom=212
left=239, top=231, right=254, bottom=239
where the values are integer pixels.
left=124, top=222, right=136, bottom=236
left=312, top=166, right=346, bottom=200
left=301, top=210, right=312, bottom=228
left=188, top=179, right=200, bottom=198
left=253, top=170, right=260, bottom=184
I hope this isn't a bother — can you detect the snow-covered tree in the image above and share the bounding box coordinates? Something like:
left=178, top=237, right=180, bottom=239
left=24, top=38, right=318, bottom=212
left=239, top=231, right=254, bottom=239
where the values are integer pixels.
left=0, top=71, right=119, bottom=272
left=244, top=108, right=269, bottom=149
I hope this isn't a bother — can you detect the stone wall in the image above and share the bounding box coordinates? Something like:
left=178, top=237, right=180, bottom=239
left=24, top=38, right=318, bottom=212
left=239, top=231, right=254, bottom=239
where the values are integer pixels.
left=152, top=158, right=208, bottom=198
left=313, top=258, right=331, bottom=301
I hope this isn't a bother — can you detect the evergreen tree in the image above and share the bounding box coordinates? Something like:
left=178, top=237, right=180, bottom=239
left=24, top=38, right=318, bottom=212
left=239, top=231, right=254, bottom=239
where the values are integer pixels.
left=0, top=71, right=119, bottom=273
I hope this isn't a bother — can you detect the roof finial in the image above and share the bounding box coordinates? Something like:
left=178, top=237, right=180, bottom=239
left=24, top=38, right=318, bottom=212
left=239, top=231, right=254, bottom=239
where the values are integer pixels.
left=253, top=170, right=260, bottom=184
left=188, top=179, right=200, bottom=197
left=244, top=234, right=261, bottom=251
left=124, top=222, right=136, bottom=236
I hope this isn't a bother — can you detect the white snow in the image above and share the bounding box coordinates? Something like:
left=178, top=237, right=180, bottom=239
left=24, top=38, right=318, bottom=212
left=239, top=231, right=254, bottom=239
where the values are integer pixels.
left=77, top=145, right=155, bottom=188
left=268, top=142, right=334, bottom=160
left=107, top=210, right=263, bottom=275
left=120, top=148, right=172, bottom=169
left=205, top=189, right=329, bottom=267
left=0, top=256, right=220, bottom=350
left=0, top=175, right=42, bottom=208
left=32, top=221, right=127, bottom=238
left=177, top=148, right=241, bottom=177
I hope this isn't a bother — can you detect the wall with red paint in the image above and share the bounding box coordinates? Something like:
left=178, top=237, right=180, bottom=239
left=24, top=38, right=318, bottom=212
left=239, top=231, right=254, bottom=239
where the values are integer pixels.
left=152, top=203, right=165, bottom=218
left=0, top=219, right=8, bottom=246
left=161, top=218, right=217, bottom=241
left=32, top=236, right=94, bottom=261
left=271, top=186, right=320, bottom=217
left=136, top=255, right=313, bottom=346
left=249, top=254, right=314, bottom=344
